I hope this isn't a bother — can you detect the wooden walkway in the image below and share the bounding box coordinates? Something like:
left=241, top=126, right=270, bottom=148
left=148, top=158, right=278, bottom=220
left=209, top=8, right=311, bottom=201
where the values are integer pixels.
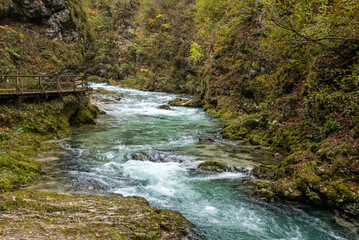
left=0, top=75, right=90, bottom=100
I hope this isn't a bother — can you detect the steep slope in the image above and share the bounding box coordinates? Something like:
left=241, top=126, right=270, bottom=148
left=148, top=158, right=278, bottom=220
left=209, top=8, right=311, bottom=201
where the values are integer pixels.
left=0, top=0, right=91, bottom=75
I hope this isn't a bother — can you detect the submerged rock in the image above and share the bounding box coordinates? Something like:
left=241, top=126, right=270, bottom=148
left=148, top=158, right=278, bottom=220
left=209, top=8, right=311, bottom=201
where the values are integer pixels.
left=159, top=104, right=172, bottom=110
left=0, top=190, right=199, bottom=239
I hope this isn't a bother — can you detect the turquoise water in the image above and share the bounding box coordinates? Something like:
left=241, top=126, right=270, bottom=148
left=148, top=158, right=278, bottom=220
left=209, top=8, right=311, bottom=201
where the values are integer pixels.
left=42, top=83, right=357, bottom=240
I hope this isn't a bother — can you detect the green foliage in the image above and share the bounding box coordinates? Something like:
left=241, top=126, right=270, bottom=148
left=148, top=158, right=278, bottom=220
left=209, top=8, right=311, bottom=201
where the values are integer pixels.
left=189, top=42, right=204, bottom=65
left=1, top=0, right=358, bottom=212
left=0, top=96, right=101, bottom=192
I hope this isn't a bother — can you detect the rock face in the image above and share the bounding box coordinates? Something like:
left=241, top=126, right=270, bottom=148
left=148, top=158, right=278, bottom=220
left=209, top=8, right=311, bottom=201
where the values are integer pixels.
left=10, top=0, right=79, bottom=41
left=46, top=9, right=79, bottom=41
left=10, top=0, right=66, bottom=21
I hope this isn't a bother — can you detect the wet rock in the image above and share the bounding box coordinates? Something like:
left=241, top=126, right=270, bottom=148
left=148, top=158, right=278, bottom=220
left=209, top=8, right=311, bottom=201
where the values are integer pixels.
left=306, top=191, right=323, bottom=205
left=252, top=188, right=276, bottom=202
left=334, top=211, right=359, bottom=234
left=252, top=165, right=274, bottom=180
left=133, top=154, right=149, bottom=161
left=159, top=104, right=172, bottom=110
left=108, top=79, right=118, bottom=85
left=342, top=203, right=359, bottom=217
left=169, top=98, right=204, bottom=107
left=198, top=137, right=215, bottom=142
left=69, top=100, right=102, bottom=126
left=197, top=161, right=248, bottom=173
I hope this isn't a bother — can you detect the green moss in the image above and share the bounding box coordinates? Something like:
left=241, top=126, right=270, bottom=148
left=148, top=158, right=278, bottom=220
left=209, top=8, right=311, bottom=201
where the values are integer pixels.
left=0, top=190, right=195, bottom=239
left=0, top=96, right=100, bottom=192
left=198, top=161, right=225, bottom=168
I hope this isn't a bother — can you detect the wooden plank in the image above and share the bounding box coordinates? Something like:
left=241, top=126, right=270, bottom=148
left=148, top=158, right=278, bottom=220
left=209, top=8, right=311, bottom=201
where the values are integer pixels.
left=0, top=83, right=15, bottom=86
left=41, top=81, right=74, bottom=84
left=0, top=88, right=16, bottom=91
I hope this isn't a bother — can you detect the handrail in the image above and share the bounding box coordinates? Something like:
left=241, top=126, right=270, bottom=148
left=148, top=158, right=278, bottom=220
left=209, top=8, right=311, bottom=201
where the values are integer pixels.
left=0, top=75, right=91, bottom=97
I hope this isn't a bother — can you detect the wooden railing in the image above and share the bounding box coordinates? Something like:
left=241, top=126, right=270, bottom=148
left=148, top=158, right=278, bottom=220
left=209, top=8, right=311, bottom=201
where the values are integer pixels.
left=0, top=75, right=90, bottom=97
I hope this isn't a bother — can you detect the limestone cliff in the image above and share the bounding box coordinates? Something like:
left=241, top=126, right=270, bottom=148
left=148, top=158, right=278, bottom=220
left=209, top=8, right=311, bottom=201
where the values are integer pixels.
left=10, top=0, right=88, bottom=42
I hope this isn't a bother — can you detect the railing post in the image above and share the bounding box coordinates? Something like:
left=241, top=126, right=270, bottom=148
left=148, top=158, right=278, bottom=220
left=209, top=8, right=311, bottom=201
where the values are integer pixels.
left=85, top=76, right=88, bottom=89
left=39, top=76, right=46, bottom=94
left=16, top=76, right=22, bottom=94
left=56, top=77, right=59, bottom=92
left=73, top=77, right=77, bottom=91
left=16, top=76, right=22, bottom=106
left=16, top=76, right=19, bottom=94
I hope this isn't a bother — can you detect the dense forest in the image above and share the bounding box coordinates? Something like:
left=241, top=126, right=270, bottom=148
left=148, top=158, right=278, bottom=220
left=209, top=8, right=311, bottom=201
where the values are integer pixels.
left=1, top=0, right=359, bottom=230
left=86, top=0, right=359, bottom=219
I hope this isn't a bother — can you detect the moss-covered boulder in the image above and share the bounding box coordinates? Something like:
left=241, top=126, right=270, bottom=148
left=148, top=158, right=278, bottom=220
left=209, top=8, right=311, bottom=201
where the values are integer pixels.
left=169, top=98, right=204, bottom=107
left=197, top=161, right=247, bottom=173
left=252, top=150, right=359, bottom=218
left=0, top=190, right=198, bottom=239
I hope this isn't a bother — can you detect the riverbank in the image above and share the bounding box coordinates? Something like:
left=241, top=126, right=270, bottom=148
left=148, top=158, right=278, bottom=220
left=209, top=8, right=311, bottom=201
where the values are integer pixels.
left=0, top=93, right=198, bottom=239
left=0, top=190, right=196, bottom=239
left=26, top=83, right=355, bottom=240
left=0, top=95, right=101, bottom=192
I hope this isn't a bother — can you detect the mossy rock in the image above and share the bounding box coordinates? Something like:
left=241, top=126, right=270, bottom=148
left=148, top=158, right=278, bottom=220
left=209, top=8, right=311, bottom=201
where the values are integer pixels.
left=252, top=165, right=274, bottom=180
left=70, top=105, right=100, bottom=126
left=198, top=161, right=226, bottom=173
left=107, top=79, right=118, bottom=86
left=252, top=188, right=276, bottom=202
left=197, top=161, right=244, bottom=173
left=0, top=190, right=197, bottom=239
left=87, top=75, right=107, bottom=82
left=92, top=88, right=124, bottom=98
left=169, top=98, right=204, bottom=107
left=198, top=161, right=226, bottom=168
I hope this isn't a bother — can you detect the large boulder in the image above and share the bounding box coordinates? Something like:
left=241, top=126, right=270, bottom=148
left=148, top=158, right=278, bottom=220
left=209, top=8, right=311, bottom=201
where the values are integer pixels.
left=10, top=0, right=79, bottom=41
left=169, top=98, right=204, bottom=107
left=10, top=0, right=66, bottom=22
left=46, top=9, right=78, bottom=41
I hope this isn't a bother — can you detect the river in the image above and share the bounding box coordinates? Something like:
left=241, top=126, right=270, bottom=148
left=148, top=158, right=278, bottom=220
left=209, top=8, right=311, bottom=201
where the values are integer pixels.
left=30, top=83, right=357, bottom=240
